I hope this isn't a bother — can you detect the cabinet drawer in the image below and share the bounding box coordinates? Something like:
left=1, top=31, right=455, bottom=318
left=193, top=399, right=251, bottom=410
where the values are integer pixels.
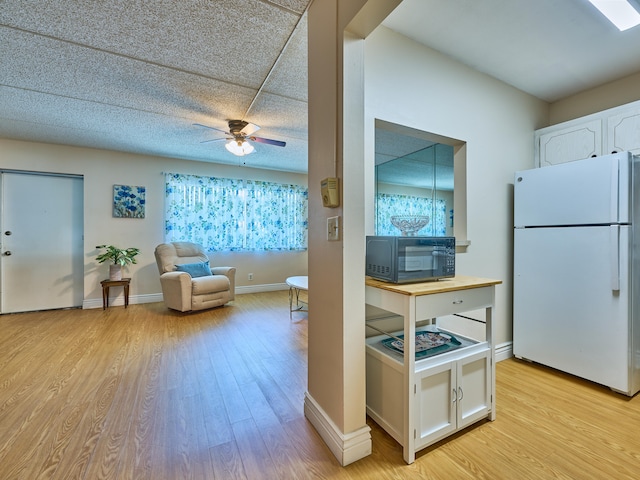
left=416, top=286, right=493, bottom=319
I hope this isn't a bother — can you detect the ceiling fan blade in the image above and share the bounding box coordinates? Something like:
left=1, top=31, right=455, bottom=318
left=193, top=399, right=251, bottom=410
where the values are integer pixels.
left=193, top=123, right=229, bottom=134
left=241, top=122, right=260, bottom=136
left=200, top=137, right=229, bottom=144
left=250, top=136, right=286, bottom=147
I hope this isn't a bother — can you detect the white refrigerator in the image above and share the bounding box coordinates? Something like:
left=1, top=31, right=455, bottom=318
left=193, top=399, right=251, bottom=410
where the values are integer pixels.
left=513, top=151, right=640, bottom=396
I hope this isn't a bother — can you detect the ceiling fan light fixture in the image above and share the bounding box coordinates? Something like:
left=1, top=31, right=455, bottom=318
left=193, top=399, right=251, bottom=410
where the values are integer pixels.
left=586, top=0, right=640, bottom=31
left=225, top=139, right=255, bottom=156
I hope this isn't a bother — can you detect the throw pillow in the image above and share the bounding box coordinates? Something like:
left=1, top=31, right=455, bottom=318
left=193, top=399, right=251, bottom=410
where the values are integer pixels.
left=175, top=261, right=211, bottom=278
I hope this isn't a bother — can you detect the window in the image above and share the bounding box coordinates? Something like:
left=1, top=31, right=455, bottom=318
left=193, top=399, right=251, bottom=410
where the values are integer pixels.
left=375, top=119, right=466, bottom=246
left=164, top=173, right=308, bottom=251
left=375, top=193, right=448, bottom=236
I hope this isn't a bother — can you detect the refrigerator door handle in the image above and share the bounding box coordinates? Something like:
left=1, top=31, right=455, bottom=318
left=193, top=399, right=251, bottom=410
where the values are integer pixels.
left=610, top=225, right=620, bottom=291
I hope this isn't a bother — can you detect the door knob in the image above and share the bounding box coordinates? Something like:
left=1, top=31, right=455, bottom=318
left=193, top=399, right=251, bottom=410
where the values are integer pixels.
left=4, top=251, right=11, bottom=256
left=4, top=231, right=11, bottom=236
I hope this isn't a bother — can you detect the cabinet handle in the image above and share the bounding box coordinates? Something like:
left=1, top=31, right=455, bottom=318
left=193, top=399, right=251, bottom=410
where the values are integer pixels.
left=458, top=386, right=464, bottom=401
left=452, top=300, right=463, bottom=304
left=452, top=388, right=457, bottom=404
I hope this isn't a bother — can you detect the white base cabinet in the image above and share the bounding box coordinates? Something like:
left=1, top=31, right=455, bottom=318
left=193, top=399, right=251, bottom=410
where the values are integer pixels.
left=415, top=348, right=490, bottom=449
left=366, top=331, right=491, bottom=454
left=365, top=275, right=501, bottom=464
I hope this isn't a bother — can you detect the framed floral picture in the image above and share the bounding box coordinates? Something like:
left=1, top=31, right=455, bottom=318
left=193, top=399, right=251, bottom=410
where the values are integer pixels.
left=113, top=185, right=146, bottom=218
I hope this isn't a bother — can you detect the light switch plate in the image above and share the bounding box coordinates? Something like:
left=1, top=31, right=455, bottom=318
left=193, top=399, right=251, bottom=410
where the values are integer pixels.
left=327, top=216, right=339, bottom=241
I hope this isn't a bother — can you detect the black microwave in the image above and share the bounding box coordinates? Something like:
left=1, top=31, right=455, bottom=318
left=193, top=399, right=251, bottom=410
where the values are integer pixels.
left=365, top=236, right=455, bottom=283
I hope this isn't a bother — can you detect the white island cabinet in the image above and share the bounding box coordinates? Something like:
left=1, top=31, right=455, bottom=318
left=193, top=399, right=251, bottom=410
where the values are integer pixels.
left=365, top=275, right=501, bottom=464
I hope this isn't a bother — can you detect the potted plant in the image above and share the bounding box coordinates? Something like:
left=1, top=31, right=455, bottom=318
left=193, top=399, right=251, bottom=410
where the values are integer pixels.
left=95, top=244, right=141, bottom=280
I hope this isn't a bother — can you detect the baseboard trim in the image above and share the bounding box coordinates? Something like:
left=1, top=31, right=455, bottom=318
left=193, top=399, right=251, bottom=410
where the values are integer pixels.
left=495, top=341, right=513, bottom=362
left=83, top=283, right=290, bottom=309
left=303, top=391, right=371, bottom=466
left=235, top=282, right=288, bottom=294
left=82, top=293, right=163, bottom=310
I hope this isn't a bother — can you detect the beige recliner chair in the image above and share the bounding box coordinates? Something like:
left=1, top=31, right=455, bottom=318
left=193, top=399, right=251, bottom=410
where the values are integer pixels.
left=154, top=242, right=236, bottom=312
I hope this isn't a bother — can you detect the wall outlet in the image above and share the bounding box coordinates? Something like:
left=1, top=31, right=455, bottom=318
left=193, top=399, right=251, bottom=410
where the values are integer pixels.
left=248, top=273, right=254, bottom=281
left=327, top=216, right=339, bottom=241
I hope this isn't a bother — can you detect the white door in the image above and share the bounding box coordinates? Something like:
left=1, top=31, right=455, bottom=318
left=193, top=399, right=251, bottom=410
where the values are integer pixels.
left=457, top=349, right=491, bottom=429
left=514, top=152, right=629, bottom=227
left=513, top=225, right=630, bottom=392
left=414, top=360, right=456, bottom=450
left=0, top=172, right=84, bottom=313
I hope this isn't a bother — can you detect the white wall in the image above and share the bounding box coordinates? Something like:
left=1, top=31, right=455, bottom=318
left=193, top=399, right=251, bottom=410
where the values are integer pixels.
left=0, top=138, right=308, bottom=306
left=306, top=0, right=402, bottom=465
left=550, top=71, right=640, bottom=125
left=364, top=27, right=549, bottom=346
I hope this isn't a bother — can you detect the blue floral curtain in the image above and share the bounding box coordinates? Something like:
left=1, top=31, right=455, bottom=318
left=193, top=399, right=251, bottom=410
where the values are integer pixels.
left=165, top=173, right=308, bottom=251
left=376, top=193, right=447, bottom=236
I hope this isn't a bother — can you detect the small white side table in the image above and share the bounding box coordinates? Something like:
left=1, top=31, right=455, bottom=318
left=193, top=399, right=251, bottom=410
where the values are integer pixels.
left=286, top=276, right=308, bottom=318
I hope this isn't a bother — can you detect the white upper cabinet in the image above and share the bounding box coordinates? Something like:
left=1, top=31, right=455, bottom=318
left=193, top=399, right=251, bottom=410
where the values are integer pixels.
left=535, top=100, right=640, bottom=167
left=607, top=109, right=640, bottom=156
left=537, top=119, right=602, bottom=167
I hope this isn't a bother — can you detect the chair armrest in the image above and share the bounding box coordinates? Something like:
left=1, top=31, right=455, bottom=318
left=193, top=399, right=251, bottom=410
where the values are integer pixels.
left=159, top=271, right=193, bottom=311
left=211, top=266, right=236, bottom=301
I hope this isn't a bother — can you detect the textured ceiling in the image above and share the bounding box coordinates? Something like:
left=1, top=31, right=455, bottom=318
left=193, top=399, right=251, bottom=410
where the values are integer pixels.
left=375, top=128, right=453, bottom=191
left=2, top=0, right=640, bottom=174
left=0, top=0, right=310, bottom=172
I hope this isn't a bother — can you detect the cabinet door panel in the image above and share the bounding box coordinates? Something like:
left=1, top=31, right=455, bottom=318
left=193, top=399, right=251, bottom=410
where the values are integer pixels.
left=414, top=361, right=456, bottom=449
left=538, top=119, right=602, bottom=167
left=458, top=349, right=491, bottom=428
left=607, top=110, right=640, bottom=155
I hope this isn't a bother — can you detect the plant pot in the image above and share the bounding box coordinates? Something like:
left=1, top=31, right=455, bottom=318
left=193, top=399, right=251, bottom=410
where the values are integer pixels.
left=109, top=264, right=122, bottom=281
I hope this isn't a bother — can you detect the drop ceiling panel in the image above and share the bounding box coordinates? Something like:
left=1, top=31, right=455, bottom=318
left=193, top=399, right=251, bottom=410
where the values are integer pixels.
left=2, top=83, right=310, bottom=172
left=0, top=0, right=310, bottom=173
left=0, top=0, right=299, bottom=89
left=261, top=13, right=309, bottom=102
left=269, top=0, right=311, bottom=14
left=375, top=129, right=436, bottom=165
left=0, top=28, right=257, bottom=125
left=246, top=93, right=308, bottom=141
left=1, top=86, right=190, bottom=147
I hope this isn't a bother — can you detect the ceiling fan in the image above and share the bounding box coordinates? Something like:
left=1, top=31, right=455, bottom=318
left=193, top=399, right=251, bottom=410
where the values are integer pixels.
left=193, top=120, right=286, bottom=156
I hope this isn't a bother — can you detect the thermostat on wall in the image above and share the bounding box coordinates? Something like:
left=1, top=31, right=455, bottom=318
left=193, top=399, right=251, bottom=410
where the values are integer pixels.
left=321, top=177, right=339, bottom=208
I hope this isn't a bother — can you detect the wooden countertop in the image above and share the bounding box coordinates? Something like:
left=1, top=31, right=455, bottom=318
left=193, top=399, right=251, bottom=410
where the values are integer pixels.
left=365, top=275, right=502, bottom=296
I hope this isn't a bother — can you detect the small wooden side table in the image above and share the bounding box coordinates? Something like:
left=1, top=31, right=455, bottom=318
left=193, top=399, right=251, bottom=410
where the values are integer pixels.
left=101, top=278, right=131, bottom=310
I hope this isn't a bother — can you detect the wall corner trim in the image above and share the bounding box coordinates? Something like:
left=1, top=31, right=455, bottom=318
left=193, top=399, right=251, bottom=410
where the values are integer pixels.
left=304, top=391, right=372, bottom=466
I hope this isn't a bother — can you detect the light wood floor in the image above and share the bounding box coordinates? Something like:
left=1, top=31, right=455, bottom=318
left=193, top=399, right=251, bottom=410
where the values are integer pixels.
left=1, top=291, right=640, bottom=479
